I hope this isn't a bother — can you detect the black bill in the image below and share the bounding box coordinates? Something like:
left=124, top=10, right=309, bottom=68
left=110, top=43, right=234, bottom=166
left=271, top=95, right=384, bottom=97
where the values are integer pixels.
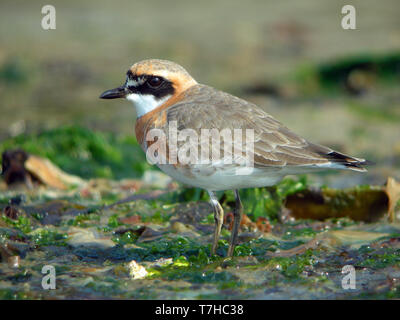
left=99, top=86, right=127, bottom=99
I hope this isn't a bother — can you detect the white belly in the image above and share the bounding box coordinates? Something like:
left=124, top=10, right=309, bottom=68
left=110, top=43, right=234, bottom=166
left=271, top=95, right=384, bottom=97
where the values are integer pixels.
left=157, top=163, right=284, bottom=191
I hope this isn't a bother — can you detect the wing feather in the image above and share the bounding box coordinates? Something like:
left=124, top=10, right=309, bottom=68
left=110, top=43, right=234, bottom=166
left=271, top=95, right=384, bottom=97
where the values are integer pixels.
left=164, top=84, right=368, bottom=171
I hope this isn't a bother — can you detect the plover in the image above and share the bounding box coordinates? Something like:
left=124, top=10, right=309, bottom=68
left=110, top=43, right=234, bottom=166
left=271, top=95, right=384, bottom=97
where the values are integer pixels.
left=100, top=59, right=369, bottom=257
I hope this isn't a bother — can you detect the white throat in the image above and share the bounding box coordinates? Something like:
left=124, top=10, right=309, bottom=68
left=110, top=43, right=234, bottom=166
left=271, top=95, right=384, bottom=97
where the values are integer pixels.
left=126, top=93, right=171, bottom=118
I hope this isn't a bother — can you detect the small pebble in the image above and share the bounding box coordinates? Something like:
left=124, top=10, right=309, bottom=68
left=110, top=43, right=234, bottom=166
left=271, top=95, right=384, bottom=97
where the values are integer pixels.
left=8, top=256, right=20, bottom=268
left=128, top=260, right=148, bottom=279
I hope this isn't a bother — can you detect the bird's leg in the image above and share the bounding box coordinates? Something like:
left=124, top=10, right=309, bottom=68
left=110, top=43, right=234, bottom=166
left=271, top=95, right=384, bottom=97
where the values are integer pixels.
left=227, top=189, right=243, bottom=257
left=208, top=191, right=224, bottom=256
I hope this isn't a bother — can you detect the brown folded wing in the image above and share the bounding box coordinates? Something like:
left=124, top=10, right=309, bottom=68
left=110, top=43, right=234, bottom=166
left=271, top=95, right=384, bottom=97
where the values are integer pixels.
left=165, top=84, right=367, bottom=171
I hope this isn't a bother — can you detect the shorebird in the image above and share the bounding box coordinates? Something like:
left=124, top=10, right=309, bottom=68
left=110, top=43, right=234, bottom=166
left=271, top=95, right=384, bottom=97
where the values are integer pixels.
left=100, top=59, right=369, bottom=257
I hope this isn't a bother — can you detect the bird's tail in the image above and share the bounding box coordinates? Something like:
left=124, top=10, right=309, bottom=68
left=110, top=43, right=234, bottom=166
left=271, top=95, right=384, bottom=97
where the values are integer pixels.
left=320, top=151, right=372, bottom=172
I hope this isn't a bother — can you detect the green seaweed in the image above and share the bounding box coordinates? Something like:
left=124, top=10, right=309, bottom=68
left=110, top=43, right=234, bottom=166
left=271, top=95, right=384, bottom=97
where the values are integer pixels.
left=0, top=288, right=30, bottom=300
left=266, top=249, right=316, bottom=279
left=0, top=125, right=398, bottom=299
left=294, top=52, right=400, bottom=95
left=107, top=214, right=122, bottom=229
left=0, top=126, right=152, bottom=179
left=112, top=230, right=139, bottom=245
left=358, top=248, right=400, bottom=269
left=1, top=215, right=32, bottom=234
left=0, top=58, right=30, bottom=85
left=30, top=229, right=68, bottom=247
left=67, top=213, right=101, bottom=228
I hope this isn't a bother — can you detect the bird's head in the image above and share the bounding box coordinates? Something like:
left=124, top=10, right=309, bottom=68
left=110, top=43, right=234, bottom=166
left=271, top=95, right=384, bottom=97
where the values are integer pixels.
left=100, top=59, right=197, bottom=117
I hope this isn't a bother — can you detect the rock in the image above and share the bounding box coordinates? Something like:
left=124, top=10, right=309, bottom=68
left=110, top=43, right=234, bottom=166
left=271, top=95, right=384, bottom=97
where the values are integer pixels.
left=25, top=155, right=85, bottom=189
left=67, top=227, right=115, bottom=248
left=127, top=260, right=148, bottom=279
left=170, top=221, right=200, bottom=237
left=171, top=221, right=190, bottom=233
left=151, top=257, right=173, bottom=268
left=3, top=206, right=20, bottom=220
left=7, top=256, right=20, bottom=268
left=1, top=150, right=32, bottom=187
left=136, top=227, right=164, bottom=243
left=1, top=150, right=85, bottom=190
left=386, top=177, right=400, bottom=222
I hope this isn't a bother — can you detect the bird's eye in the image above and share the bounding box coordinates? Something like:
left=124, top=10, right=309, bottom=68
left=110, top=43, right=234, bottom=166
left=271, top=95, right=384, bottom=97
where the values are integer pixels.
left=147, top=77, right=163, bottom=88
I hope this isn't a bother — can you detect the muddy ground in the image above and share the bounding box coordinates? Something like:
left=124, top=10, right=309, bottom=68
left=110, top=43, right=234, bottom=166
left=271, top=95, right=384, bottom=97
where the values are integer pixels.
left=0, top=0, right=399, bottom=299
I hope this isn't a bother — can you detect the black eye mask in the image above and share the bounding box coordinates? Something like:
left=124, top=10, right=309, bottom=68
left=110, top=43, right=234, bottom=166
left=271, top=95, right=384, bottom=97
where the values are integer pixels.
left=126, top=74, right=175, bottom=100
